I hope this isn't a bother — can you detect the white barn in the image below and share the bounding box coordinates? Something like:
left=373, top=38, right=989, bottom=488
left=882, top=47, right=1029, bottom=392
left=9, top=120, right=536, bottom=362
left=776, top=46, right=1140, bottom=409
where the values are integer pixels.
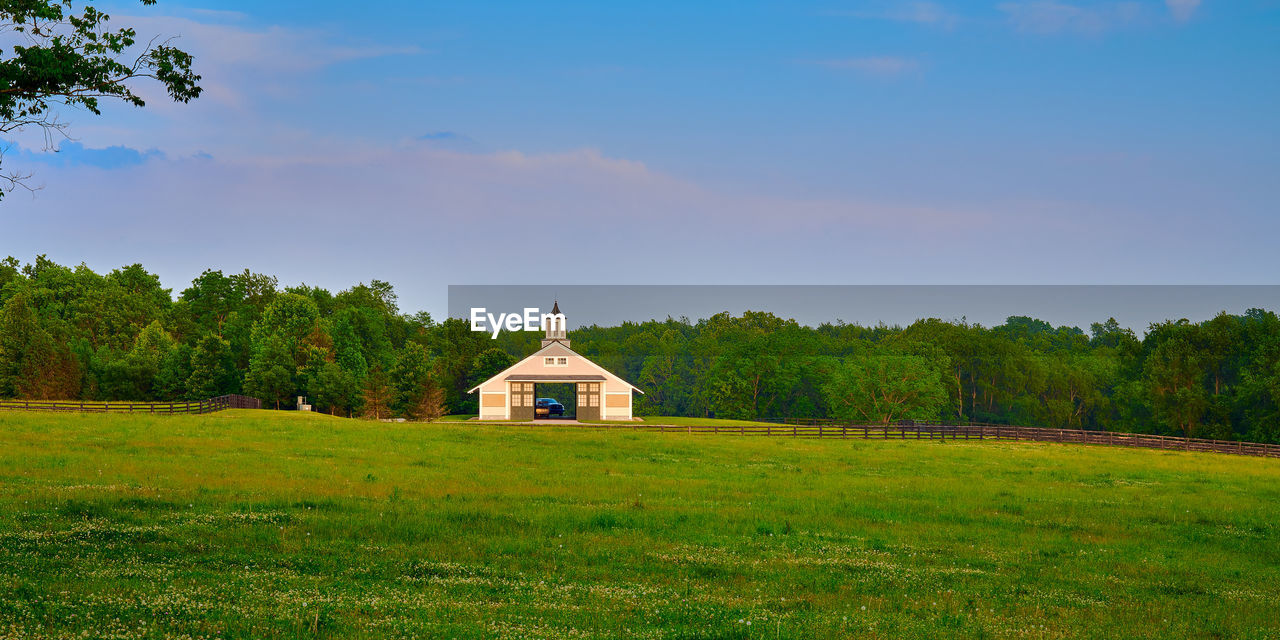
left=468, top=302, right=643, bottom=421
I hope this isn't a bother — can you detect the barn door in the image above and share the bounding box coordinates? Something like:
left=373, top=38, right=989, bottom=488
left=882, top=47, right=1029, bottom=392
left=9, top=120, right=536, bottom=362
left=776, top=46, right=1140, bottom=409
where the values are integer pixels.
left=510, top=382, right=535, bottom=421
left=577, top=382, right=600, bottom=421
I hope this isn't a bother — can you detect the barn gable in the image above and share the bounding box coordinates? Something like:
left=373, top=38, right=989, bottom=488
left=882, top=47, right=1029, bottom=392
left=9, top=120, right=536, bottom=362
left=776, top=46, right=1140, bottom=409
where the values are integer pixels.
left=468, top=303, right=641, bottom=421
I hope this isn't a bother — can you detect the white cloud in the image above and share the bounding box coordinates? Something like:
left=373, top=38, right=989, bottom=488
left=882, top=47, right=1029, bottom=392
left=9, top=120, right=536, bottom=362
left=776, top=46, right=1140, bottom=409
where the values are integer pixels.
left=1165, top=0, right=1201, bottom=22
left=998, top=1, right=1142, bottom=34
left=95, top=13, right=423, bottom=118
left=809, top=56, right=920, bottom=75
left=125, top=15, right=422, bottom=73
left=0, top=142, right=1003, bottom=314
left=6, top=13, right=428, bottom=161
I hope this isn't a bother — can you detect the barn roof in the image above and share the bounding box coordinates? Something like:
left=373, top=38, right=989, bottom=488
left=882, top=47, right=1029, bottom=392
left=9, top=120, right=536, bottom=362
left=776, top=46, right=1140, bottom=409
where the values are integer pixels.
left=506, top=374, right=606, bottom=381
left=467, top=341, right=643, bottom=394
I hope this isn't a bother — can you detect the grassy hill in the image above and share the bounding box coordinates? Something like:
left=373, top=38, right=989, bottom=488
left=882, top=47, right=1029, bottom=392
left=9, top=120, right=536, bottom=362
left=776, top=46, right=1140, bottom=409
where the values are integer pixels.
left=1, top=410, right=1278, bottom=639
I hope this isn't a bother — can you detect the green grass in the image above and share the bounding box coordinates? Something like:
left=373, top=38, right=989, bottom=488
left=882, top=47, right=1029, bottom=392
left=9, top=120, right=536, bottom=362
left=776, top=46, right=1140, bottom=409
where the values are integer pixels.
left=435, top=414, right=478, bottom=422
left=479, top=416, right=781, bottom=426
left=622, top=416, right=781, bottom=426
left=1, top=409, right=1278, bottom=639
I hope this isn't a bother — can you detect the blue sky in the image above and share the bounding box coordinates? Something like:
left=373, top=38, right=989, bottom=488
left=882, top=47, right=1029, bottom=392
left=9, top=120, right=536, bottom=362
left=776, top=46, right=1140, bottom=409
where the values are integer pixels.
left=2, top=0, right=1277, bottom=319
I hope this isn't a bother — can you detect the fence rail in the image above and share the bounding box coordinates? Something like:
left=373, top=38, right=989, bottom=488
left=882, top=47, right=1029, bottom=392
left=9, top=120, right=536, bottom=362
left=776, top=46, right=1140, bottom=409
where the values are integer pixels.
left=509, top=421, right=1280, bottom=459
left=0, top=394, right=261, bottom=415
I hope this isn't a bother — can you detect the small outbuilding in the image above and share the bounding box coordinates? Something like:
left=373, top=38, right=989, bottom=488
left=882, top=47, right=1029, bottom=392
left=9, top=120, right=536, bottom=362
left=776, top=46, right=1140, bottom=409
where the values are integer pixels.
left=468, top=302, right=643, bottom=421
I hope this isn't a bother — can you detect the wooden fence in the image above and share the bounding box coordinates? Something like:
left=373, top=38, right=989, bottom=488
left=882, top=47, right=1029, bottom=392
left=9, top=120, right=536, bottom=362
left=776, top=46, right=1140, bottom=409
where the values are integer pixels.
left=509, top=421, right=1280, bottom=459
left=0, top=394, right=261, bottom=415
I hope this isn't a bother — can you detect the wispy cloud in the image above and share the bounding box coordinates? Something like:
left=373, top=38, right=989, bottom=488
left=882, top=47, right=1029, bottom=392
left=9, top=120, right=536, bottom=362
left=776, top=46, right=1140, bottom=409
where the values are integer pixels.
left=1165, top=0, right=1201, bottom=22
left=125, top=15, right=423, bottom=73
left=3, top=140, right=167, bottom=169
left=998, top=1, right=1142, bottom=35
left=824, top=1, right=958, bottom=28
left=808, top=56, right=920, bottom=75
left=113, top=13, right=424, bottom=114
left=35, top=12, right=431, bottom=160
left=185, top=8, right=249, bottom=22
left=415, top=131, right=485, bottom=153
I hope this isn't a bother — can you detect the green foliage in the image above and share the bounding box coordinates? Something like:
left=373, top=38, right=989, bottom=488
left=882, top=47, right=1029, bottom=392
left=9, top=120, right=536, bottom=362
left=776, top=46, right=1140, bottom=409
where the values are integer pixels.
left=6, top=255, right=1280, bottom=440
left=243, top=334, right=294, bottom=410
left=91, top=319, right=173, bottom=400
left=824, top=353, right=948, bottom=424
left=0, top=289, right=79, bottom=398
left=307, top=360, right=361, bottom=417
left=361, top=365, right=392, bottom=420
left=460, top=347, right=516, bottom=414
left=0, top=0, right=201, bottom=197
left=392, top=341, right=439, bottom=420
left=185, top=335, right=236, bottom=399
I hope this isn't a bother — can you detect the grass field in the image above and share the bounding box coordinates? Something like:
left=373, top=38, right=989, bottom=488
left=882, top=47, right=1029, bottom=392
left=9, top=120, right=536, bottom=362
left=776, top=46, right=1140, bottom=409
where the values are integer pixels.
left=449, top=415, right=781, bottom=426
left=1, top=410, right=1278, bottom=639
left=608, top=416, right=781, bottom=427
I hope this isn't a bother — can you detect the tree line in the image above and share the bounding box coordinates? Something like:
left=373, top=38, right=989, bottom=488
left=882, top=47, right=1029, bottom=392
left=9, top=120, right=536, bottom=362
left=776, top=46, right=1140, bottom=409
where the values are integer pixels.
left=1, top=257, right=1278, bottom=442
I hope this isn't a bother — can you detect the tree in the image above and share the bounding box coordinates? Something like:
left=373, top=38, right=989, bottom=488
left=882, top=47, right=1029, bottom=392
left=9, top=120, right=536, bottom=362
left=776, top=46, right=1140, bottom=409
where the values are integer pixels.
left=0, top=290, right=79, bottom=398
left=154, top=342, right=191, bottom=400
left=392, top=341, right=435, bottom=418
left=179, top=270, right=241, bottom=337
left=94, top=319, right=172, bottom=400
left=362, top=365, right=392, bottom=420
left=186, top=335, right=236, bottom=399
left=243, top=334, right=295, bottom=409
left=404, top=382, right=445, bottom=421
left=467, top=348, right=516, bottom=389
left=252, top=293, right=320, bottom=366
left=1143, top=320, right=1210, bottom=437
left=0, top=0, right=201, bottom=197
left=309, top=361, right=361, bottom=417
left=823, top=354, right=947, bottom=424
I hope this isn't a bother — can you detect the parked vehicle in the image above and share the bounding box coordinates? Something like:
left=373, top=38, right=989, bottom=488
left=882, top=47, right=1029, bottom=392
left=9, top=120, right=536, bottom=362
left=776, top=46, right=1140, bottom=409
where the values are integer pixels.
left=535, top=398, right=565, bottom=417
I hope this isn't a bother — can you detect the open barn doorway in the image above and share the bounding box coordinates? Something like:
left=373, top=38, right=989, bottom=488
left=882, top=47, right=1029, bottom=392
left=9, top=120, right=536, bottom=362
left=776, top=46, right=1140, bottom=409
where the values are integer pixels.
left=533, top=382, right=577, bottom=420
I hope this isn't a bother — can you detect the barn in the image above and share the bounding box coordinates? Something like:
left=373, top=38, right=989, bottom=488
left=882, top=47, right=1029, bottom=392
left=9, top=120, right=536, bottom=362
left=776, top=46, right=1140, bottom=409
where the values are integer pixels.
left=468, top=302, right=643, bottom=421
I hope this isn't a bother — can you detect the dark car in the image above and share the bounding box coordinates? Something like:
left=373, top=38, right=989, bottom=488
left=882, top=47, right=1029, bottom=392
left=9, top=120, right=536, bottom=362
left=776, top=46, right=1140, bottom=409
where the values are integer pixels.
left=535, top=398, right=565, bottom=417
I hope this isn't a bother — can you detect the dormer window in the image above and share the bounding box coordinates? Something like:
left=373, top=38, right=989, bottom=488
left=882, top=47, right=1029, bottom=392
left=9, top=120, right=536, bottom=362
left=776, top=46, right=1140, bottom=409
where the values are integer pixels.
left=544, top=356, right=568, bottom=367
